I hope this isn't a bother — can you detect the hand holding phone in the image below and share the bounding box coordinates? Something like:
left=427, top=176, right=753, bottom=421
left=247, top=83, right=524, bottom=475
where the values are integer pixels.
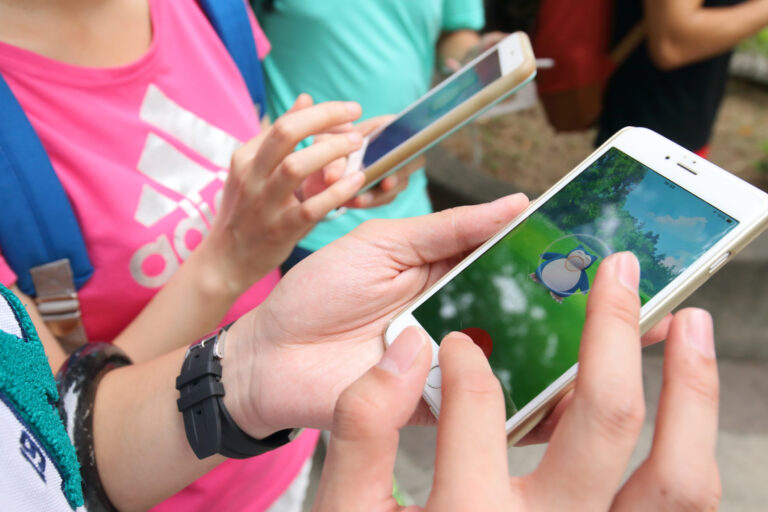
left=314, top=253, right=721, bottom=511
left=305, top=115, right=423, bottom=209
left=346, top=32, right=537, bottom=193
left=387, top=127, right=768, bottom=442
left=231, top=195, right=530, bottom=435
left=202, top=96, right=366, bottom=295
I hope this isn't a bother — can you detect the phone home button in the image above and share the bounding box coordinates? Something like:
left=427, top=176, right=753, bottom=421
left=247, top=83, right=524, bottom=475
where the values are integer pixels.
left=426, top=365, right=442, bottom=389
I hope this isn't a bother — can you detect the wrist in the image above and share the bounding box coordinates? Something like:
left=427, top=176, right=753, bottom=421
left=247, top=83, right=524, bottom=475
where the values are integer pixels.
left=176, top=323, right=298, bottom=459
left=187, top=238, right=248, bottom=304
left=219, top=318, right=282, bottom=439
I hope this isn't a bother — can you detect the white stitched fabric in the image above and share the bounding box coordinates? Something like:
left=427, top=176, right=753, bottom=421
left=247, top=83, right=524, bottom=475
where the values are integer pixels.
left=0, top=295, right=22, bottom=338
left=0, top=398, right=79, bottom=511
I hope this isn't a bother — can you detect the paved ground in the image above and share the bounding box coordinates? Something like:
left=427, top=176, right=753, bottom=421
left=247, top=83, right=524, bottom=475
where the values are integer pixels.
left=303, top=354, right=768, bottom=511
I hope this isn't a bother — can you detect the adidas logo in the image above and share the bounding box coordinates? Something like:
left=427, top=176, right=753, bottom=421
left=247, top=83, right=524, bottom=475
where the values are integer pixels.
left=129, top=84, right=242, bottom=288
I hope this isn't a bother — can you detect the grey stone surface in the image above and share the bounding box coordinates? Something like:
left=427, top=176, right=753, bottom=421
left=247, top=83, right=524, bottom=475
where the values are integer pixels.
left=676, top=232, right=768, bottom=361
left=730, top=53, right=768, bottom=87
left=425, top=147, right=522, bottom=211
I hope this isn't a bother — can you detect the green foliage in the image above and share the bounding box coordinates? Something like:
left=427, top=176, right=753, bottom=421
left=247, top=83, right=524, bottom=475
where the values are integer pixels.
left=540, top=150, right=646, bottom=227
left=415, top=215, right=591, bottom=417
left=538, top=150, right=675, bottom=297
left=757, top=141, right=768, bottom=175
left=739, top=28, right=768, bottom=57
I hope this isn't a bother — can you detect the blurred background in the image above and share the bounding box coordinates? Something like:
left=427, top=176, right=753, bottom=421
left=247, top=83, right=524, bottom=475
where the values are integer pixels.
left=304, top=7, right=768, bottom=512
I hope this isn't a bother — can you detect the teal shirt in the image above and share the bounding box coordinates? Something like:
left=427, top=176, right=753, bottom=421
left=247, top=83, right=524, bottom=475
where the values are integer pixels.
left=254, top=0, right=485, bottom=250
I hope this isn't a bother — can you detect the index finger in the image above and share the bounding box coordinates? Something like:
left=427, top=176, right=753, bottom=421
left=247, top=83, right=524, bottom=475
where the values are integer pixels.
left=256, top=101, right=363, bottom=174
left=526, top=252, right=645, bottom=509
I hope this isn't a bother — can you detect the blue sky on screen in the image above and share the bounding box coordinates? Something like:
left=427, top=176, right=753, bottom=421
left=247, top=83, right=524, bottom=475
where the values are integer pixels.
left=623, top=169, right=737, bottom=274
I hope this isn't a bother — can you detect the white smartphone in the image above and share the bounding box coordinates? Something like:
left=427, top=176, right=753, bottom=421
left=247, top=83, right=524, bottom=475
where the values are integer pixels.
left=386, top=127, right=768, bottom=444
left=345, top=32, right=537, bottom=192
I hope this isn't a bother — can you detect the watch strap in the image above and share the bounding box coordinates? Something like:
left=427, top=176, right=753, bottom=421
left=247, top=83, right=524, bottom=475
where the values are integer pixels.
left=176, top=328, right=298, bottom=459
left=176, top=338, right=224, bottom=458
left=218, top=402, right=298, bottom=458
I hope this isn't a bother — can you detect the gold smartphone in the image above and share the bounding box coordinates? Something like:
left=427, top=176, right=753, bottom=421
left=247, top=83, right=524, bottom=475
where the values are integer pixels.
left=345, top=32, right=537, bottom=192
left=386, top=127, right=768, bottom=444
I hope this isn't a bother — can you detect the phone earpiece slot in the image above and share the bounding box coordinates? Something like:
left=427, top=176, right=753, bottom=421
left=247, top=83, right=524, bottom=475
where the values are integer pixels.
left=677, top=162, right=698, bottom=175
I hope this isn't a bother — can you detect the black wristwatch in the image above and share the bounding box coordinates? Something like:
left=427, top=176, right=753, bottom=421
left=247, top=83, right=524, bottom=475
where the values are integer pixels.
left=176, top=325, right=299, bottom=459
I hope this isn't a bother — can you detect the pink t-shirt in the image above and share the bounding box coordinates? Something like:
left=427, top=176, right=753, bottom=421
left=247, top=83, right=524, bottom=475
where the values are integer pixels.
left=0, top=0, right=318, bottom=510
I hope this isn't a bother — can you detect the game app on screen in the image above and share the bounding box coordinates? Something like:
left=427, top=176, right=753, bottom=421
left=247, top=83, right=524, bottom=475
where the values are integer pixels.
left=412, top=148, right=739, bottom=419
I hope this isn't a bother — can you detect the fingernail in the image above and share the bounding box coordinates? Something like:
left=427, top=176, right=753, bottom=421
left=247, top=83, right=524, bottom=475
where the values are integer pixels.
left=347, top=131, right=362, bottom=144
left=345, top=171, right=365, bottom=186
left=357, top=192, right=373, bottom=205
left=346, top=102, right=361, bottom=115
left=685, top=309, right=715, bottom=359
left=377, top=327, right=426, bottom=375
left=615, top=252, right=640, bottom=292
left=445, top=331, right=472, bottom=343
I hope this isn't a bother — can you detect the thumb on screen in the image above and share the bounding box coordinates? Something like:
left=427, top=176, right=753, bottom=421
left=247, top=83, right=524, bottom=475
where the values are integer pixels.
left=314, top=327, right=431, bottom=510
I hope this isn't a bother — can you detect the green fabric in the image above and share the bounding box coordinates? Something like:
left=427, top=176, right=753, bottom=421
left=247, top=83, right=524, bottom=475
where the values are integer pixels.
left=254, top=0, right=485, bottom=250
left=0, top=285, right=83, bottom=509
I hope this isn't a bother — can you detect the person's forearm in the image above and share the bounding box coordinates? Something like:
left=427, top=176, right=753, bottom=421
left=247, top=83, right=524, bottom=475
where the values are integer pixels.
left=92, top=346, right=222, bottom=511
left=92, top=322, right=276, bottom=511
left=112, top=244, right=242, bottom=363
left=645, top=0, right=768, bottom=69
left=437, top=29, right=481, bottom=69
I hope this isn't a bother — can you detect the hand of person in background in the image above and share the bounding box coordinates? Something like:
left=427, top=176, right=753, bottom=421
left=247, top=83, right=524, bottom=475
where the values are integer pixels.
left=221, top=194, right=530, bottom=438
left=442, top=31, right=508, bottom=73
left=198, top=93, right=366, bottom=297
left=304, top=115, right=424, bottom=210
left=312, top=252, right=721, bottom=512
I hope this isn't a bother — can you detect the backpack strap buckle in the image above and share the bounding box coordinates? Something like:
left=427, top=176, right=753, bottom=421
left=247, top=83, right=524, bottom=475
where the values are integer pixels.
left=30, top=259, right=88, bottom=352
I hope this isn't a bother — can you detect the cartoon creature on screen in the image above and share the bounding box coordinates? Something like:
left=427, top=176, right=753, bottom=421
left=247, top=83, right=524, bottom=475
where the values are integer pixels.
left=530, top=245, right=597, bottom=303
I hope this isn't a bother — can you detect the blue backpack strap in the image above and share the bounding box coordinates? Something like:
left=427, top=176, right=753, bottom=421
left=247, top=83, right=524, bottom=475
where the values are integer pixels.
left=0, top=74, right=94, bottom=298
left=198, top=0, right=269, bottom=118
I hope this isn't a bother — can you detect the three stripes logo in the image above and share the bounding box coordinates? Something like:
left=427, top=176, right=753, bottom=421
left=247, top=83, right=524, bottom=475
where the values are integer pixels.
left=130, top=84, right=241, bottom=288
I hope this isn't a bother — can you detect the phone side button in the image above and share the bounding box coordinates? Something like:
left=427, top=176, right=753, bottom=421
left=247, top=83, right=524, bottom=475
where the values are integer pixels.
left=426, top=365, right=442, bottom=390
left=708, top=251, right=731, bottom=274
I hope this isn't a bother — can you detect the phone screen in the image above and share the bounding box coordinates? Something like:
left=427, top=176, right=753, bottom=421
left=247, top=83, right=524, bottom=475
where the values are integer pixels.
left=412, top=148, right=738, bottom=419
left=362, top=50, right=503, bottom=167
